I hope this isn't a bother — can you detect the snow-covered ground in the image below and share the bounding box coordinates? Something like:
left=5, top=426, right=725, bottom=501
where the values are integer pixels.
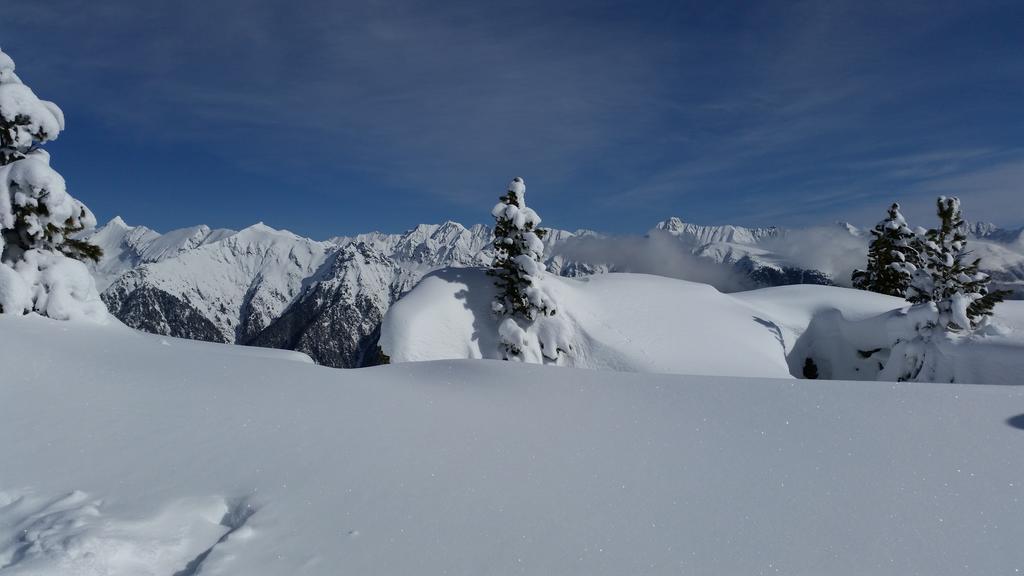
left=1, top=314, right=1023, bottom=575
left=381, top=269, right=798, bottom=377
left=381, top=269, right=1024, bottom=384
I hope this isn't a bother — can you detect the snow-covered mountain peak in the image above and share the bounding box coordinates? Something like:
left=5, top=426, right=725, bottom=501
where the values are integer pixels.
left=232, top=221, right=298, bottom=240
left=654, top=217, right=781, bottom=245
left=86, top=217, right=198, bottom=290
left=837, top=222, right=863, bottom=236
left=656, top=216, right=687, bottom=233
left=106, top=215, right=130, bottom=229
left=102, top=222, right=335, bottom=344
left=965, top=221, right=1024, bottom=247
left=88, top=216, right=159, bottom=250
left=968, top=221, right=1001, bottom=237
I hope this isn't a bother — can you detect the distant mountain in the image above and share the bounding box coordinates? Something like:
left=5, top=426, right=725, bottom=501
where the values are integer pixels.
left=84, top=215, right=1024, bottom=368
left=546, top=217, right=833, bottom=287
left=655, top=216, right=821, bottom=285
left=960, top=227, right=1024, bottom=299
left=100, top=223, right=334, bottom=344
left=969, top=221, right=1024, bottom=246
left=657, top=217, right=1024, bottom=295
left=655, top=216, right=781, bottom=245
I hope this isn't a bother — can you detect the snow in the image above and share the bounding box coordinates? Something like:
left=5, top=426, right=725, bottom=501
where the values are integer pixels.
left=656, top=216, right=780, bottom=245
left=0, top=151, right=88, bottom=243
left=0, top=49, right=105, bottom=322
left=381, top=269, right=794, bottom=377
left=103, top=223, right=334, bottom=342
left=1, top=314, right=1023, bottom=575
left=732, top=284, right=908, bottom=356
left=0, top=262, right=30, bottom=313
left=335, top=221, right=495, bottom=270
left=0, top=49, right=64, bottom=154
left=77, top=213, right=1024, bottom=369
left=10, top=250, right=107, bottom=322
left=382, top=271, right=1024, bottom=384
left=84, top=217, right=236, bottom=291
left=736, top=286, right=1024, bottom=385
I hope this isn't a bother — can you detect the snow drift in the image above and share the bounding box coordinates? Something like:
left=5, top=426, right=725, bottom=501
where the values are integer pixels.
left=2, top=314, right=1024, bottom=575
left=380, top=269, right=796, bottom=377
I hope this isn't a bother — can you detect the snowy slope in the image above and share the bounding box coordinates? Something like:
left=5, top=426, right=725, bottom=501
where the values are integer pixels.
left=2, top=314, right=1023, bottom=575
left=381, top=269, right=794, bottom=377
left=381, top=270, right=1024, bottom=384
left=735, top=287, right=1024, bottom=384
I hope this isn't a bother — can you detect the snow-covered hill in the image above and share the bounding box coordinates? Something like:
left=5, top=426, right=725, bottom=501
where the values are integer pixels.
left=381, top=269, right=804, bottom=377
left=1, top=314, right=1022, bottom=575
left=381, top=269, right=1024, bottom=385
left=84, top=216, right=1024, bottom=368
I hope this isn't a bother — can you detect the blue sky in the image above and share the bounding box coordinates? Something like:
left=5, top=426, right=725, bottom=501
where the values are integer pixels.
left=2, top=0, right=1022, bottom=238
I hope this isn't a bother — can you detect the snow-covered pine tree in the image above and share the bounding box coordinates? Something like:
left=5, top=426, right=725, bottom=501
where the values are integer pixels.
left=905, top=196, right=1006, bottom=330
left=489, top=177, right=569, bottom=361
left=851, top=202, right=922, bottom=297
left=879, top=197, right=1009, bottom=382
left=490, top=177, right=550, bottom=318
left=0, top=47, right=105, bottom=320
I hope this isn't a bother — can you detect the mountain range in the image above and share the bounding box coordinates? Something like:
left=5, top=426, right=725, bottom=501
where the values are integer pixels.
left=84, top=216, right=1024, bottom=368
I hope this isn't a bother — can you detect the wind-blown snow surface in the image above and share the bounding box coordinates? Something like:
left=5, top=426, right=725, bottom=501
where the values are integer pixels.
left=1, top=315, right=1023, bottom=575
left=381, top=269, right=1024, bottom=384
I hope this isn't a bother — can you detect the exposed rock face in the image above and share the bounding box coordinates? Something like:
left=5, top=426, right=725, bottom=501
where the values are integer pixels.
left=103, top=282, right=226, bottom=343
